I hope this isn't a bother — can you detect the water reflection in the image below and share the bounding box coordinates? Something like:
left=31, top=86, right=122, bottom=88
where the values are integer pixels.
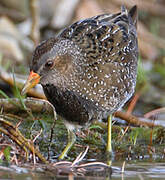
left=0, top=161, right=165, bottom=179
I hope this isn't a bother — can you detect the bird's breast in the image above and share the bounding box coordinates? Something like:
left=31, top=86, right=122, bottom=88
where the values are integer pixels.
left=42, top=84, right=101, bottom=125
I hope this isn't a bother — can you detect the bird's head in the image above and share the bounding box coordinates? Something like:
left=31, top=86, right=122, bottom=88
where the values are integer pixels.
left=21, top=37, right=81, bottom=95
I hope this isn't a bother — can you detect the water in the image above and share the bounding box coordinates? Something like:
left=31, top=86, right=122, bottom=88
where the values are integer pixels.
left=0, top=160, right=165, bottom=179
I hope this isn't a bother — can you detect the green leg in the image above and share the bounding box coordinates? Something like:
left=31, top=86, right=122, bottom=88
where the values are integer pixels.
left=58, top=129, right=76, bottom=160
left=106, top=114, right=112, bottom=153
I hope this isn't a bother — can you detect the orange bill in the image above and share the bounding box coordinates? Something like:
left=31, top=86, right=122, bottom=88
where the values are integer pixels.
left=21, top=71, right=40, bottom=95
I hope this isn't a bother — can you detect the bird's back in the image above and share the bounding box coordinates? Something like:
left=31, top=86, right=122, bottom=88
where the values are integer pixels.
left=44, top=6, right=138, bottom=125
left=59, top=6, right=138, bottom=110
left=60, top=5, right=138, bottom=64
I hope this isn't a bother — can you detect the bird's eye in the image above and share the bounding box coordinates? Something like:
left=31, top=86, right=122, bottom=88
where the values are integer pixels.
left=45, top=60, right=54, bottom=68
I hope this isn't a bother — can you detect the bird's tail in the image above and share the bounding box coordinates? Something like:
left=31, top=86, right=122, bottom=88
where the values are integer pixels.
left=128, top=5, right=138, bottom=28
left=121, top=5, right=137, bottom=28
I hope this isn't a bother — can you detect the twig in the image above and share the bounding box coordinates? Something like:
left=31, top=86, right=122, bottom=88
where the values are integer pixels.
left=121, top=161, right=126, bottom=173
left=114, top=111, right=161, bottom=128
left=71, top=146, right=89, bottom=167
left=50, top=147, right=109, bottom=176
left=33, top=128, right=43, bottom=143
left=0, top=115, right=48, bottom=164
left=144, top=107, right=165, bottom=119
left=126, top=92, right=141, bottom=114
left=47, top=120, right=56, bottom=161
left=30, top=0, right=40, bottom=46
left=119, top=126, right=130, bottom=141
left=0, top=97, right=54, bottom=115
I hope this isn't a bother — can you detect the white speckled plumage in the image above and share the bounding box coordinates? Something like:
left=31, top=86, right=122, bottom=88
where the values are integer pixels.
left=30, top=5, right=138, bottom=126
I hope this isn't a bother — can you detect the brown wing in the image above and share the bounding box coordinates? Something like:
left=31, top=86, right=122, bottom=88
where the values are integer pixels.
left=59, top=6, right=138, bottom=113
left=59, top=5, right=138, bottom=67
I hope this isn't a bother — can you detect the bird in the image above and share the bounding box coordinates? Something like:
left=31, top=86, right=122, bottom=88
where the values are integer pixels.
left=21, top=5, right=138, bottom=160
